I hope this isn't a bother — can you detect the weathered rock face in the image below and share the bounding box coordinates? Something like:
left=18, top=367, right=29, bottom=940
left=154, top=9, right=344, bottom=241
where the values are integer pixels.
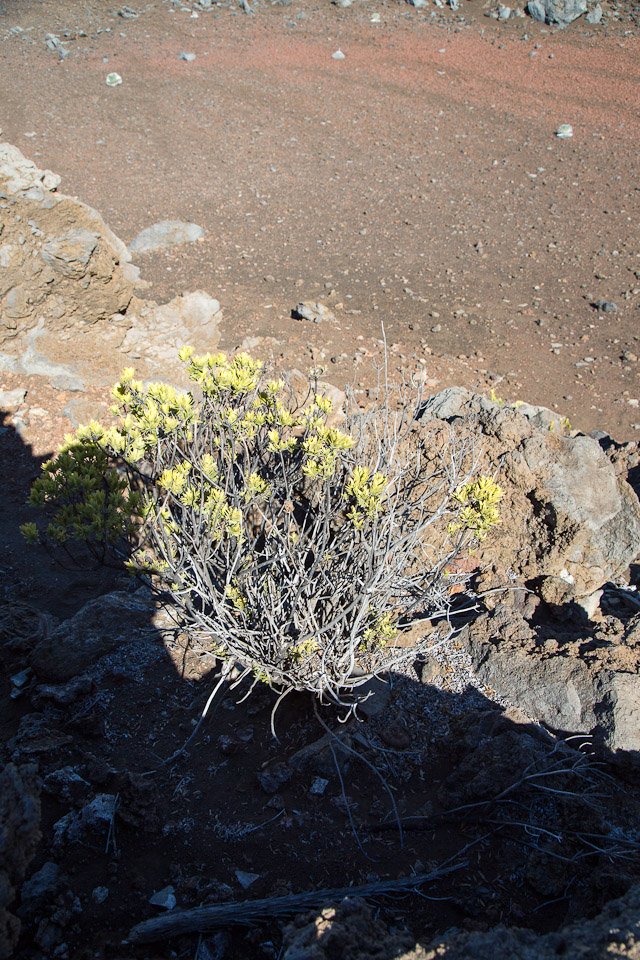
left=0, top=142, right=224, bottom=389
left=417, top=388, right=640, bottom=598
left=0, top=763, right=41, bottom=960
left=415, top=389, right=640, bottom=751
left=458, top=607, right=640, bottom=752
left=30, top=590, right=157, bottom=682
left=119, top=290, right=223, bottom=374
left=419, top=881, right=640, bottom=959
left=281, top=885, right=640, bottom=960
left=0, top=142, right=136, bottom=350
left=527, top=0, right=587, bottom=22
left=438, top=725, right=554, bottom=807
left=0, top=142, right=61, bottom=194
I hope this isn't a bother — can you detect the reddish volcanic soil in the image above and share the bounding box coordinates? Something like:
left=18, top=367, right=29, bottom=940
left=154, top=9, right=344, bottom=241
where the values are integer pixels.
left=0, top=0, right=639, bottom=450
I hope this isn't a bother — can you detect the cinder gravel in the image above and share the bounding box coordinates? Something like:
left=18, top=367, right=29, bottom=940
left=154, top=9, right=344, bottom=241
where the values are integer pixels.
left=1, top=0, right=639, bottom=439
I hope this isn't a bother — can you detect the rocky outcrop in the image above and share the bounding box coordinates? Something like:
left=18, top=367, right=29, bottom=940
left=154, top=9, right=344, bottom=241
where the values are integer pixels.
left=420, top=880, right=640, bottom=959
left=282, top=898, right=414, bottom=960
left=456, top=607, right=640, bottom=752
left=417, top=388, right=640, bottom=598
left=0, top=142, right=223, bottom=389
left=415, top=389, right=640, bottom=752
left=527, top=0, right=588, bottom=22
left=0, top=142, right=61, bottom=194
left=29, top=590, right=158, bottom=682
left=0, top=142, right=136, bottom=351
left=119, top=290, right=222, bottom=374
left=0, top=764, right=41, bottom=960
left=281, top=884, right=640, bottom=960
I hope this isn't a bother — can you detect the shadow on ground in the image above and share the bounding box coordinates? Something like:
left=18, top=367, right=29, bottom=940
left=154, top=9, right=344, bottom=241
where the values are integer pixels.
left=1, top=408, right=639, bottom=960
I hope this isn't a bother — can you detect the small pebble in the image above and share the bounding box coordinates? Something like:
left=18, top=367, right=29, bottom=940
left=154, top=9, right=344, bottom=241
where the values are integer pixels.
left=149, top=886, right=176, bottom=910
left=10, top=668, right=31, bottom=691
left=235, top=870, right=259, bottom=889
left=594, top=299, right=618, bottom=313
left=310, top=777, right=329, bottom=796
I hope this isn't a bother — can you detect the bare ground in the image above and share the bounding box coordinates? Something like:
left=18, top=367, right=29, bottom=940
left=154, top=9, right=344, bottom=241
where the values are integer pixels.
left=1, top=0, right=639, bottom=446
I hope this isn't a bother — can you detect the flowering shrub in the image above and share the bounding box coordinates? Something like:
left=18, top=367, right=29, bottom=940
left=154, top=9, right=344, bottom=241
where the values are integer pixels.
left=23, top=350, right=501, bottom=713
left=449, top=476, right=503, bottom=540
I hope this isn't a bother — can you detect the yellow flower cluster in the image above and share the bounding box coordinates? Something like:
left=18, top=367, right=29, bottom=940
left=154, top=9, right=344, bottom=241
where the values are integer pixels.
left=158, top=457, right=243, bottom=541
left=252, top=664, right=272, bottom=685
left=200, top=453, right=219, bottom=483
left=159, top=461, right=191, bottom=496
left=22, top=347, right=393, bottom=593
left=450, top=475, right=503, bottom=539
left=232, top=394, right=288, bottom=447
left=313, top=393, right=333, bottom=415
left=343, top=466, right=388, bottom=528
left=287, top=638, right=320, bottom=662
left=182, top=349, right=263, bottom=397
left=244, top=472, right=271, bottom=501
left=124, top=553, right=170, bottom=577
left=225, top=583, right=247, bottom=612
left=267, top=429, right=297, bottom=454
left=106, top=371, right=195, bottom=463
left=302, top=425, right=355, bottom=480
left=362, top=612, right=398, bottom=649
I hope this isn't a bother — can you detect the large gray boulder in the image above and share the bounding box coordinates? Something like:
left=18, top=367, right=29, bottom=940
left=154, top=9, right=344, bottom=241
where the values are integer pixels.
left=119, top=290, right=222, bottom=373
left=30, top=591, right=157, bottom=682
left=459, top=606, right=640, bottom=752
left=417, top=388, right=640, bottom=598
left=527, top=0, right=587, bottom=22
left=129, top=220, right=205, bottom=255
left=0, top=141, right=136, bottom=350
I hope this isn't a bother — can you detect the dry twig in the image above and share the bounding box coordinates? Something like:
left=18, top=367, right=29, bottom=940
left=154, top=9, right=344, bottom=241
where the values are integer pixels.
left=126, top=863, right=466, bottom=944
